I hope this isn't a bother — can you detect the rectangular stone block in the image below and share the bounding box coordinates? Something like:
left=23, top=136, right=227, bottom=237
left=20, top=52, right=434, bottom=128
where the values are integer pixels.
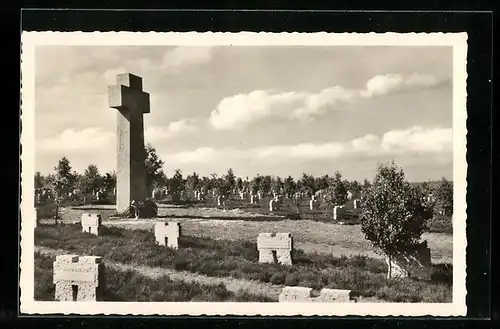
left=53, top=255, right=103, bottom=302
left=257, top=233, right=293, bottom=265
left=155, top=222, right=181, bottom=249
left=279, top=286, right=312, bottom=302
left=279, top=286, right=353, bottom=303
left=317, top=288, right=352, bottom=302
left=257, top=233, right=292, bottom=250
left=81, top=213, right=101, bottom=235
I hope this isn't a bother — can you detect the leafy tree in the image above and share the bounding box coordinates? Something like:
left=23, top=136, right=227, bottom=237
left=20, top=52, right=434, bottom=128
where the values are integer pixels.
left=168, top=169, right=185, bottom=202
left=145, top=144, right=167, bottom=193
left=34, top=172, right=45, bottom=189
left=51, top=157, right=77, bottom=201
left=260, top=175, right=272, bottom=195
left=185, top=172, right=201, bottom=194
left=315, top=174, right=330, bottom=191
left=272, top=176, right=284, bottom=194
left=283, top=176, right=296, bottom=197
left=360, top=162, right=431, bottom=278
left=250, top=175, right=263, bottom=194
left=224, top=168, right=236, bottom=193
left=349, top=180, right=362, bottom=199
left=77, top=164, right=103, bottom=195
left=324, top=171, right=348, bottom=206
left=419, top=181, right=434, bottom=196
left=200, top=176, right=211, bottom=192
left=236, top=177, right=244, bottom=191
left=103, top=171, right=117, bottom=192
left=434, top=178, right=453, bottom=217
left=300, top=173, right=316, bottom=194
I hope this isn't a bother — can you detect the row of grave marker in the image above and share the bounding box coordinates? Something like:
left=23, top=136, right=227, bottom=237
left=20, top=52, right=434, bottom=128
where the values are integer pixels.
left=52, top=253, right=353, bottom=302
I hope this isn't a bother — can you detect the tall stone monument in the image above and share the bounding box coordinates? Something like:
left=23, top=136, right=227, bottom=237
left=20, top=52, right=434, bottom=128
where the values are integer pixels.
left=108, top=73, right=150, bottom=212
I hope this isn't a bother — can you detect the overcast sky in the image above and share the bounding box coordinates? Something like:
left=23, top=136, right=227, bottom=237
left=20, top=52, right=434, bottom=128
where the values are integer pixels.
left=34, top=45, right=453, bottom=181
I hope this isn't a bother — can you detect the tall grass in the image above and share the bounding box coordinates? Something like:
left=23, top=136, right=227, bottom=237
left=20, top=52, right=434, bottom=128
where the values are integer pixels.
left=35, top=224, right=452, bottom=302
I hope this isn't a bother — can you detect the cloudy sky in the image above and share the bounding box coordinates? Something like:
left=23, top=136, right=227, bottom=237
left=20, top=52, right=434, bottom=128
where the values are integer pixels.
left=34, top=45, right=453, bottom=181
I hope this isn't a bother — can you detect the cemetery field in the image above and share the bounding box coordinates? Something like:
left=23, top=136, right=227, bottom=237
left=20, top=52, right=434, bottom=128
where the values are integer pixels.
left=41, top=200, right=453, bottom=264
left=35, top=224, right=452, bottom=303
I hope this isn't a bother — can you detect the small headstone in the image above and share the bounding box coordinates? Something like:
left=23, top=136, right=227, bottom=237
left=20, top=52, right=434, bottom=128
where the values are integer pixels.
left=81, top=213, right=101, bottom=235
left=309, top=198, right=318, bottom=211
left=269, top=199, right=278, bottom=212
left=250, top=194, right=256, bottom=204
left=155, top=222, right=181, bottom=249
left=317, top=288, right=352, bottom=302
left=53, top=255, right=104, bottom=301
left=333, top=205, right=345, bottom=220
left=353, top=199, right=360, bottom=209
left=257, top=233, right=293, bottom=265
left=279, top=286, right=353, bottom=303
left=279, top=286, right=312, bottom=302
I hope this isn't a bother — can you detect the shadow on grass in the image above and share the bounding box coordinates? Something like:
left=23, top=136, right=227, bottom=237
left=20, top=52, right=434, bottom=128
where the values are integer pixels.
left=157, top=213, right=286, bottom=222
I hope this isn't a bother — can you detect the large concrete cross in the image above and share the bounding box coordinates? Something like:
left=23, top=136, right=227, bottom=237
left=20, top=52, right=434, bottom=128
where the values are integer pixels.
left=108, top=73, right=150, bottom=212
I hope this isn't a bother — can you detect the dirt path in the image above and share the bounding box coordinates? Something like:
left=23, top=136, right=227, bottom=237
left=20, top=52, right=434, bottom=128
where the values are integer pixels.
left=35, top=246, right=283, bottom=300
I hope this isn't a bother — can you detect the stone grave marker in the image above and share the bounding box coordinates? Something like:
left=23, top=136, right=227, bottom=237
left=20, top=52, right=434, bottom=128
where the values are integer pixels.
left=309, top=197, right=318, bottom=211
left=81, top=213, right=102, bottom=235
left=269, top=199, right=278, bottom=212
left=279, top=286, right=352, bottom=302
left=353, top=199, right=360, bottom=209
left=108, top=73, right=150, bottom=213
left=155, top=222, right=181, bottom=249
left=257, top=233, right=292, bottom=265
left=53, top=255, right=104, bottom=301
left=333, top=205, right=345, bottom=221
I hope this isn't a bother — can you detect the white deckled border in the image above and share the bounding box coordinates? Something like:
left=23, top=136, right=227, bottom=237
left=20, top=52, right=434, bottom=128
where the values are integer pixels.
left=20, top=31, right=468, bottom=316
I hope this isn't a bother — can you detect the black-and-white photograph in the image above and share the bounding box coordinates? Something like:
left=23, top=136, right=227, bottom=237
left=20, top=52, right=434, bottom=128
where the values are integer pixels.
left=20, top=32, right=468, bottom=316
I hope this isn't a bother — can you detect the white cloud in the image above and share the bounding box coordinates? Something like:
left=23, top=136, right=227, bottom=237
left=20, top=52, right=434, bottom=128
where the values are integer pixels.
left=362, top=73, right=445, bottom=98
left=165, top=126, right=452, bottom=165
left=209, top=73, right=447, bottom=130
left=39, top=127, right=115, bottom=153
left=380, top=126, right=452, bottom=153
left=145, top=119, right=199, bottom=143
left=209, top=90, right=306, bottom=130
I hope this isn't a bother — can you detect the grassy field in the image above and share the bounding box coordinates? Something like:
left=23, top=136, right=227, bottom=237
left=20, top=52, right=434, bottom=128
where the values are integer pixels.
left=35, top=224, right=452, bottom=303
left=40, top=197, right=452, bottom=264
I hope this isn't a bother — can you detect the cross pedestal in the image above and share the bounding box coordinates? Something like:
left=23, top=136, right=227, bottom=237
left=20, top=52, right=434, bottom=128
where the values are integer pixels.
left=108, top=73, right=150, bottom=212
